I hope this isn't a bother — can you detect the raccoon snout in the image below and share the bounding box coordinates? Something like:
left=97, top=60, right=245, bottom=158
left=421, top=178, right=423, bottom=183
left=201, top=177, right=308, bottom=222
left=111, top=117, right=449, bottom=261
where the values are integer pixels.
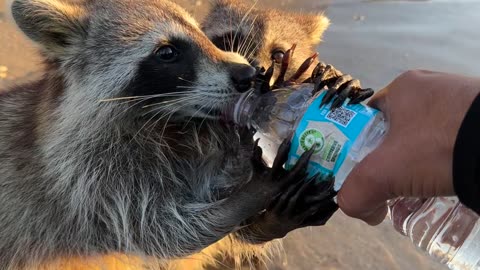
left=229, top=64, right=256, bottom=93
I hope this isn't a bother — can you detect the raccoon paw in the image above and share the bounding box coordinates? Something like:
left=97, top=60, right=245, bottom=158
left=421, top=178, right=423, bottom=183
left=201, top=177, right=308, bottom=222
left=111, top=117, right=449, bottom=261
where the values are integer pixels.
left=253, top=45, right=374, bottom=110
left=246, top=174, right=338, bottom=242
left=245, top=136, right=316, bottom=209
left=311, top=62, right=374, bottom=109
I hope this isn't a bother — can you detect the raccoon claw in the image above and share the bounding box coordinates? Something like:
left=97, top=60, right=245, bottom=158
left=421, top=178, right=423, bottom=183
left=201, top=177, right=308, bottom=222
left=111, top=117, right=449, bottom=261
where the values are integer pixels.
left=311, top=62, right=373, bottom=109
left=250, top=139, right=264, bottom=170
left=349, top=87, right=375, bottom=104
left=286, top=52, right=319, bottom=84
left=254, top=65, right=274, bottom=94
left=270, top=143, right=315, bottom=192
left=272, top=134, right=293, bottom=174
left=301, top=198, right=338, bottom=226
left=253, top=45, right=374, bottom=110
left=272, top=44, right=296, bottom=88
left=248, top=173, right=338, bottom=241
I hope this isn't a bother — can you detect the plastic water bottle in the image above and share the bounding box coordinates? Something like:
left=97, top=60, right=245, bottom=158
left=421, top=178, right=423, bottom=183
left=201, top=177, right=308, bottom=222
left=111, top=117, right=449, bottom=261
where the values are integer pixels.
left=227, top=83, right=480, bottom=270
left=230, top=83, right=386, bottom=190
left=389, top=197, right=480, bottom=270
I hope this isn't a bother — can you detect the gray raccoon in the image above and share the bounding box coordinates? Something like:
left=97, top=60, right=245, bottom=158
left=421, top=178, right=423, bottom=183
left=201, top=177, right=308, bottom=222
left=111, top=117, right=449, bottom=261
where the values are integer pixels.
left=0, top=0, right=316, bottom=269
left=202, top=0, right=330, bottom=83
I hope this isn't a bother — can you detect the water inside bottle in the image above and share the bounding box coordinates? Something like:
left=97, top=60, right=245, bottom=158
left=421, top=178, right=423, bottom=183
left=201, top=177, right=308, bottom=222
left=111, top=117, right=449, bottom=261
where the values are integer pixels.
left=389, top=197, right=480, bottom=270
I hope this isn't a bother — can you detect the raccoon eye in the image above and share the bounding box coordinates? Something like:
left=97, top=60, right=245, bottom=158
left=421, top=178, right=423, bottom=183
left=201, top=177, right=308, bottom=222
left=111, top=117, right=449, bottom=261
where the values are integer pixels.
left=271, top=50, right=285, bottom=64
left=155, top=45, right=179, bottom=63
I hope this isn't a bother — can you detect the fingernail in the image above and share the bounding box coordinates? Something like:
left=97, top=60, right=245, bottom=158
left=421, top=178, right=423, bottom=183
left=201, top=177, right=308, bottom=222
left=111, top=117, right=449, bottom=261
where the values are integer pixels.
left=362, top=205, right=388, bottom=226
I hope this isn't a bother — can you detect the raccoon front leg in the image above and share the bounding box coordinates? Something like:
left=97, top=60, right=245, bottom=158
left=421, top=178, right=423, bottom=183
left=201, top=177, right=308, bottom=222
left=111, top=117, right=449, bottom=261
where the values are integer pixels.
left=234, top=141, right=338, bottom=244
left=172, top=134, right=317, bottom=255
left=310, top=62, right=374, bottom=109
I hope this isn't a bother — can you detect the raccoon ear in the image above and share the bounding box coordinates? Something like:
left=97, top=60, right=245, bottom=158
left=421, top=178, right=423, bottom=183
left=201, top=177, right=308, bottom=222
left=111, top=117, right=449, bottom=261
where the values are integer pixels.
left=9, top=0, right=88, bottom=57
left=300, top=14, right=330, bottom=45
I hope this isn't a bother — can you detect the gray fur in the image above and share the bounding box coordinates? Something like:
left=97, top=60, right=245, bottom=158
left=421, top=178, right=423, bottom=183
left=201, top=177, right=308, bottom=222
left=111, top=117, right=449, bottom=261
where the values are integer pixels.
left=0, top=0, right=266, bottom=269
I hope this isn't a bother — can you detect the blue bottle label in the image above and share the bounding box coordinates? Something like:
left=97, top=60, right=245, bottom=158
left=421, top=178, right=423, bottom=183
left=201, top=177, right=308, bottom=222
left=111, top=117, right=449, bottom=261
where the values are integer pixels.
left=285, top=91, right=379, bottom=179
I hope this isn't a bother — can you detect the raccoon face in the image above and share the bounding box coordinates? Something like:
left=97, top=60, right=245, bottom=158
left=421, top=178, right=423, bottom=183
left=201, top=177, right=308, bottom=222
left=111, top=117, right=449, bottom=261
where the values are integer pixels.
left=202, top=0, right=330, bottom=83
left=10, top=0, right=256, bottom=122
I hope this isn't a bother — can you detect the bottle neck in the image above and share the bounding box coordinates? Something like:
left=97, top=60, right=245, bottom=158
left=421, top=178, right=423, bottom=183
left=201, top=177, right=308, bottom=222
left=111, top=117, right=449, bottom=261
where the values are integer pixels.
left=232, top=89, right=259, bottom=127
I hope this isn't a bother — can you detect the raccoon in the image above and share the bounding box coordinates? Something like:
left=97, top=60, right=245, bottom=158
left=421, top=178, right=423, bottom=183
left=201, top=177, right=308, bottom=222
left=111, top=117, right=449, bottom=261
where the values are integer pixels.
left=0, top=0, right=329, bottom=269
left=202, top=0, right=330, bottom=84
left=203, top=0, right=374, bottom=108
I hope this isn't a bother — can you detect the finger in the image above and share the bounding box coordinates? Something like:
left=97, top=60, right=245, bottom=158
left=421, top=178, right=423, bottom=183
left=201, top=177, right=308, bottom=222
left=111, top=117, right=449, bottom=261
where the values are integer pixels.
left=357, top=204, right=388, bottom=226
left=336, top=143, right=396, bottom=224
left=367, top=88, right=388, bottom=111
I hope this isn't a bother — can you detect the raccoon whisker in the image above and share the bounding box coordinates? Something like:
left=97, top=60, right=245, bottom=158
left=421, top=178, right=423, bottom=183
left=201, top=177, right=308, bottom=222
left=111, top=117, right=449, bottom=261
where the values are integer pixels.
left=244, top=28, right=260, bottom=60
left=147, top=96, right=198, bottom=115
left=231, top=0, right=257, bottom=54
left=228, top=13, right=234, bottom=53
left=244, top=25, right=262, bottom=61
left=106, top=96, right=193, bottom=129
left=152, top=103, right=195, bottom=141
left=108, top=97, right=185, bottom=129
left=143, top=109, right=173, bottom=142
left=242, top=33, right=258, bottom=61
left=99, top=92, right=191, bottom=103
left=142, top=97, right=199, bottom=113
left=141, top=97, right=196, bottom=109
left=191, top=90, right=238, bottom=99
left=159, top=112, right=177, bottom=140
left=177, top=77, right=196, bottom=84
left=238, top=14, right=258, bottom=57
left=176, top=85, right=211, bottom=89
left=98, top=96, right=144, bottom=102
left=153, top=107, right=186, bottom=142
left=246, top=40, right=262, bottom=63
left=138, top=100, right=190, bottom=120
left=134, top=99, right=193, bottom=142
left=132, top=107, right=167, bottom=143
left=127, top=94, right=194, bottom=109
left=182, top=98, right=213, bottom=128
left=105, top=98, right=155, bottom=127
left=198, top=103, right=217, bottom=131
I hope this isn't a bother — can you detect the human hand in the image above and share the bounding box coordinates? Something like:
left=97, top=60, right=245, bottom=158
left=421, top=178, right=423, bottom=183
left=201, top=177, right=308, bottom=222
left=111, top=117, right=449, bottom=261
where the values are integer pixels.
left=337, top=70, right=480, bottom=225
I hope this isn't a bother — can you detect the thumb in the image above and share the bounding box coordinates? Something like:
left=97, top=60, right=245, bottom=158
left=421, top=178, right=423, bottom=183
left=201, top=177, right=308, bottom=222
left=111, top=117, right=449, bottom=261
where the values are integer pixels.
left=337, top=141, right=395, bottom=225
left=367, top=87, right=389, bottom=112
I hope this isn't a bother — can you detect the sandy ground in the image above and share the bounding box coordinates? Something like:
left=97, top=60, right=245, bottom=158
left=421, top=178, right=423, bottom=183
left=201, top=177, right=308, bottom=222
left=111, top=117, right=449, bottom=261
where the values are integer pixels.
left=2, top=0, right=480, bottom=269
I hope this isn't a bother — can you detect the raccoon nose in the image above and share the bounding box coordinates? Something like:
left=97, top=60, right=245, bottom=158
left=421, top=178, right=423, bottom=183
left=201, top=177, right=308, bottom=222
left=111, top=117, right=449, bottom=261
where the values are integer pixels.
left=230, top=64, right=256, bottom=93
